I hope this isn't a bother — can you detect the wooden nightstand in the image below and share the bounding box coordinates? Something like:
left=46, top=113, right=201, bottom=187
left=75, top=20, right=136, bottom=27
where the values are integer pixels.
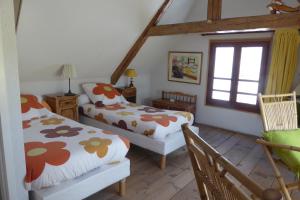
left=116, top=87, right=137, bottom=103
left=45, top=94, right=79, bottom=121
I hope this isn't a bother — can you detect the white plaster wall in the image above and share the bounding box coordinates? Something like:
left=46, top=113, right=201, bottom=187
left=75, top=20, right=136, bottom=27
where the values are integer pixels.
left=17, top=0, right=194, bottom=97
left=0, top=0, right=27, bottom=198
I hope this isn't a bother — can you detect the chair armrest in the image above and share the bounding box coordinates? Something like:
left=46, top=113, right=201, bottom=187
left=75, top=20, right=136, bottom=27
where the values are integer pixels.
left=257, top=138, right=300, bottom=152
left=262, top=188, right=282, bottom=200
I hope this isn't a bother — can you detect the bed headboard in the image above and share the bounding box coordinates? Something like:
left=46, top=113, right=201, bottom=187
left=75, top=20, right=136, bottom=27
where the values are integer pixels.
left=161, top=91, right=197, bottom=104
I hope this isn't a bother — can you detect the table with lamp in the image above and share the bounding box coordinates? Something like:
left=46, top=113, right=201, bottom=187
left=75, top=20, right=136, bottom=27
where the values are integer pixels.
left=115, top=68, right=137, bottom=103
left=44, top=64, right=79, bottom=121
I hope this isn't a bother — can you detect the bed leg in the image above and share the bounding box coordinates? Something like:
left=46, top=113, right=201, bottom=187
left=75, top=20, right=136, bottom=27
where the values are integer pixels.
left=118, top=179, right=126, bottom=196
left=160, top=155, right=166, bottom=170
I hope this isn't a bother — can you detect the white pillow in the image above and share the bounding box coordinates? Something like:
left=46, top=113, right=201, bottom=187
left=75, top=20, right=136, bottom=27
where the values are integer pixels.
left=82, top=82, right=122, bottom=106
left=78, top=94, right=90, bottom=106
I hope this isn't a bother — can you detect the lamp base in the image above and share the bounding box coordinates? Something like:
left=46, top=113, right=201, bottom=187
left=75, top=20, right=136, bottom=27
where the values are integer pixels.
left=129, top=78, right=134, bottom=88
left=64, top=91, right=77, bottom=96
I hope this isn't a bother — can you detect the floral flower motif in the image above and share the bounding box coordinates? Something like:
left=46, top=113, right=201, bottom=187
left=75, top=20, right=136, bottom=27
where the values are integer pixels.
left=127, top=103, right=140, bottom=107
left=21, top=95, right=44, bottom=113
left=95, top=113, right=108, bottom=124
left=102, top=130, right=113, bottom=134
left=131, top=120, right=138, bottom=127
left=92, top=83, right=120, bottom=99
left=40, top=125, right=83, bottom=138
left=40, top=118, right=65, bottom=125
left=138, top=106, right=164, bottom=113
left=112, top=120, right=133, bottom=132
left=116, top=111, right=135, bottom=116
left=104, top=104, right=126, bottom=111
left=88, top=130, right=97, bottom=134
left=23, top=120, right=31, bottom=129
left=95, top=101, right=105, bottom=108
left=79, top=137, right=112, bottom=158
left=175, top=111, right=193, bottom=121
left=102, top=130, right=130, bottom=149
left=144, top=129, right=155, bottom=137
left=24, top=141, right=70, bottom=182
left=140, top=114, right=177, bottom=127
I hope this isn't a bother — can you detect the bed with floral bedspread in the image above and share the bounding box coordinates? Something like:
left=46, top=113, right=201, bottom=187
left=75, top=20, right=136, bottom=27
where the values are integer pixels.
left=81, top=102, right=194, bottom=140
left=23, top=113, right=129, bottom=190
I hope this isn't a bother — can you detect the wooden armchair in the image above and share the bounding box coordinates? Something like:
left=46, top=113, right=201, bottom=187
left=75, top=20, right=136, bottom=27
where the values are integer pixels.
left=182, top=124, right=282, bottom=200
left=257, top=92, right=300, bottom=200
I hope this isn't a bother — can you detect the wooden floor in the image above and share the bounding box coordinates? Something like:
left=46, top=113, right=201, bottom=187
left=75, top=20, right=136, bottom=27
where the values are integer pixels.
left=86, top=124, right=300, bottom=200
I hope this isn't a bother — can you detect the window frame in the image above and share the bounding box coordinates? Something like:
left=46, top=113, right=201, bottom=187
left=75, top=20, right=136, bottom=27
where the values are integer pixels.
left=206, top=39, right=271, bottom=113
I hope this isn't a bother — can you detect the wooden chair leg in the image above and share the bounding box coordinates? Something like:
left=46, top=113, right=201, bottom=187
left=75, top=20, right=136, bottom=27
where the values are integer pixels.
left=160, top=155, right=166, bottom=170
left=263, top=146, right=292, bottom=200
left=118, top=179, right=126, bottom=196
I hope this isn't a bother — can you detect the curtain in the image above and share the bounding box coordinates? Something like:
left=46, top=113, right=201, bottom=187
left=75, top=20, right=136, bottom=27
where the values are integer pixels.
left=265, top=28, right=300, bottom=94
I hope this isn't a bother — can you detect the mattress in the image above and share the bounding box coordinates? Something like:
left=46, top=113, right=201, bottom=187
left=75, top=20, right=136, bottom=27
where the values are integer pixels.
left=23, top=112, right=129, bottom=190
left=81, top=102, right=194, bottom=139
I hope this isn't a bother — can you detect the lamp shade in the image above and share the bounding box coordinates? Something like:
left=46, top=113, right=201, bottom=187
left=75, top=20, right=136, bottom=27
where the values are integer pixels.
left=62, top=64, right=77, bottom=79
left=126, top=68, right=137, bottom=78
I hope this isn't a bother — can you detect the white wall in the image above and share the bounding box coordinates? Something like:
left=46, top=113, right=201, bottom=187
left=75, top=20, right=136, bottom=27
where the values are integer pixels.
left=0, top=0, right=27, bottom=199
left=17, top=0, right=194, bottom=98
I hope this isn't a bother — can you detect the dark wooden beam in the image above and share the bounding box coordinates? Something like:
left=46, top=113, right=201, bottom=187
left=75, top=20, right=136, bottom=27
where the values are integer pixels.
left=207, top=0, right=222, bottom=21
left=111, top=0, right=173, bottom=84
left=148, top=12, right=300, bottom=36
left=14, top=0, right=22, bottom=30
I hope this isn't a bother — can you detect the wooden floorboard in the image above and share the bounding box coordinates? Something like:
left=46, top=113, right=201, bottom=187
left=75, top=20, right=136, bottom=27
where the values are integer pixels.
left=86, top=124, right=298, bottom=200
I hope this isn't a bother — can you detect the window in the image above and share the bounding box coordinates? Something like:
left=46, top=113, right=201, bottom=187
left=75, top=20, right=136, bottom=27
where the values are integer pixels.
left=206, top=39, right=270, bottom=112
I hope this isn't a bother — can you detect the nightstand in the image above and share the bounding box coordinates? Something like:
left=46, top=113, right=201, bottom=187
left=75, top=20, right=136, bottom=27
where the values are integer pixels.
left=116, top=87, right=136, bottom=103
left=45, top=94, right=79, bottom=121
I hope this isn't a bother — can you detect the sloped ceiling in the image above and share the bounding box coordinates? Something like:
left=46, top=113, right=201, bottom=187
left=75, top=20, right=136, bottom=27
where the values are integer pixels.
left=17, top=0, right=195, bottom=82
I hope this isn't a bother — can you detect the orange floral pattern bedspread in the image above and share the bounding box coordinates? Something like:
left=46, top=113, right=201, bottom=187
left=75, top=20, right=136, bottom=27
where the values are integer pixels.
left=23, top=112, right=129, bottom=190
left=82, top=103, right=194, bottom=139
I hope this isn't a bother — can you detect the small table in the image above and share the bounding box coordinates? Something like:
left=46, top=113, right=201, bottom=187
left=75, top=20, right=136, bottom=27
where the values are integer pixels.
left=44, top=94, right=79, bottom=121
left=116, top=87, right=137, bottom=103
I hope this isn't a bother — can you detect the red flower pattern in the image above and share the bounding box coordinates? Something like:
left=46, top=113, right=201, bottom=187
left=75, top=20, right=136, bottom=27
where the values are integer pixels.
left=140, top=114, right=177, bottom=127
left=92, top=83, right=120, bottom=99
left=104, top=104, right=126, bottom=111
left=24, top=141, right=70, bottom=182
left=21, top=95, right=44, bottom=113
left=22, top=120, right=31, bottom=129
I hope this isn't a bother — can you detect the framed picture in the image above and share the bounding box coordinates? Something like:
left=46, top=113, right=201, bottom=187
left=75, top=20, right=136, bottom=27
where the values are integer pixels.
left=168, top=51, right=203, bottom=85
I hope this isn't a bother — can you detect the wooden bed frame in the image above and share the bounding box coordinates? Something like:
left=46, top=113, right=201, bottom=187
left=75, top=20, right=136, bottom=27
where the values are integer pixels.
left=80, top=115, right=199, bottom=169
left=30, top=158, right=130, bottom=200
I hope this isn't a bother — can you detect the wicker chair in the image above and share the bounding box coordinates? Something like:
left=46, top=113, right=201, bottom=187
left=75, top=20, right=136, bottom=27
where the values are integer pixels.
left=182, top=124, right=282, bottom=200
left=257, top=92, right=300, bottom=200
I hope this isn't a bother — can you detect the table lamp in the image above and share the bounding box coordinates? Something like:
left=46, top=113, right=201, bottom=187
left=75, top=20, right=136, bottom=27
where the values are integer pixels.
left=62, top=64, right=77, bottom=96
left=126, top=68, right=137, bottom=87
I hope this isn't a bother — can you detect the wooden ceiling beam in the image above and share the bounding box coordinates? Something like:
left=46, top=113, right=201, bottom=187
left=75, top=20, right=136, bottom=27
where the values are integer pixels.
left=111, top=0, right=173, bottom=84
left=148, top=12, right=300, bottom=36
left=14, top=0, right=22, bottom=30
left=207, top=0, right=222, bottom=21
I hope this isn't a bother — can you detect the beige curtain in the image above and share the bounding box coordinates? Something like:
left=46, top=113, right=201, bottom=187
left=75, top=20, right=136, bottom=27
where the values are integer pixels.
left=265, top=28, right=300, bottom=94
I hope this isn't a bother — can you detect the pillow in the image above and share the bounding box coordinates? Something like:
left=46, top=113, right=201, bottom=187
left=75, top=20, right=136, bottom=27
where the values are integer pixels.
left=21, top=94, right=50, bottom=120
left=41, top=101, right=52, bottom=112
left=78, top=94, right=90, bottom=106
left=82, top=83, right=122, bottom=106
left=264, top=129, right=300, bottom=176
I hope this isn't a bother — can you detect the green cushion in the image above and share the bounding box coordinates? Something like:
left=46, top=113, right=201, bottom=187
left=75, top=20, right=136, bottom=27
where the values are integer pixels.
left=264, top=129, right=300, bottom=176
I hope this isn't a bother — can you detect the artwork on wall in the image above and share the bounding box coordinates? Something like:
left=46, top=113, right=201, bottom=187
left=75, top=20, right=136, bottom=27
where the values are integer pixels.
left=168, top=51, right=203, bottom=85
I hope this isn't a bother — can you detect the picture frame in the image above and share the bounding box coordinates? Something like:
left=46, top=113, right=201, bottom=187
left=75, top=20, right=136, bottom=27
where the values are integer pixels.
left=168, top=51, right=203, bottom=85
